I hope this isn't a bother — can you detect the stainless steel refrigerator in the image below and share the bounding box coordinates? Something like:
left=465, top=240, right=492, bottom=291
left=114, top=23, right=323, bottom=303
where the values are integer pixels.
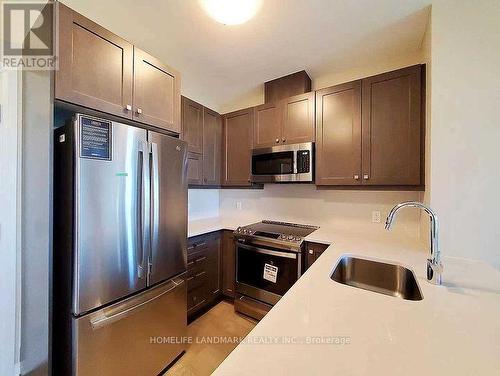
left=53, top=113, right=188, bottom=375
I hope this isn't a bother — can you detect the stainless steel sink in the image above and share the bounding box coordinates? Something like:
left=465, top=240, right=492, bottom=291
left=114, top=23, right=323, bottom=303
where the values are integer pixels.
left=331, top=255, right=423, bottom=301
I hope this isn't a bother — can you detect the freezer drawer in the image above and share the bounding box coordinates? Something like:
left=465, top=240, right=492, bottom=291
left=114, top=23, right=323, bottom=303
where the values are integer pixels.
left=73, top=276, right=187, bottom=376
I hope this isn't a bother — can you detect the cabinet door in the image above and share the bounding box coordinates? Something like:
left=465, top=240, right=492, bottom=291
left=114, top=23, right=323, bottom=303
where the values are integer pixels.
left=304, top=242, right=329, bottom=271
left=361, top=65, right=422, bottom=185
left=222, top=108, right=253, bottom=186
left=133, top=48, right=181, bottom=133
left=55, top=3, right=133, bottom=118
left=207, top=235, right=222, bottom=300
left=182, top=96, right=204, bottom=154
left=202, top=108, right=222, bottom=185
left=253, top=102, right=282, bottom=148
left=222, top=231, right=235, bottom=298
left=316, top=81, right=362, bottom=185
left=282, top=92, right=315, bottom=145
left=187, top=152, right=203, bottom=185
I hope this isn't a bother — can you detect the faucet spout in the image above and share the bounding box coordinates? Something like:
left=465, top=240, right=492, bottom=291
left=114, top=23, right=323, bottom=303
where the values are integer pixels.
left=385, top=201, right=443, bottom=285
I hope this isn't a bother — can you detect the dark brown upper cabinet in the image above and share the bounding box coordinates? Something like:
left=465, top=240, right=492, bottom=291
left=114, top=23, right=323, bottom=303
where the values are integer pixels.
left=203, top=108, right=222, bottom=186
left=253, top=92, right=315, bottom=149
left=55, top=3, right=181, bottom=134
left=182, top=97, right=222, bottom=187
left=182, top=96, right=204, bottom=154
left=316, top=65, right=424, bottom=187
left=282, top=92, right=315, bottom=145
left=253, top=102, right=282, bottom=148
left=187, top=152, right=203, bottom=185
left=222, top=108, right=253, bottom=186
left=361, top=65, right=422, bottom=185
left=55, top=3, right=133, bottom=119
left=133, top=48, right=181, bottom=133
left=316, top=81, right=362, bottom=186
left=265, top=71, right=312, bottom=103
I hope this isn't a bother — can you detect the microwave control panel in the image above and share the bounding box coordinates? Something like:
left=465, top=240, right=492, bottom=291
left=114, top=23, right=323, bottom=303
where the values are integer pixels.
left=296, top=150, right=310, bottom=173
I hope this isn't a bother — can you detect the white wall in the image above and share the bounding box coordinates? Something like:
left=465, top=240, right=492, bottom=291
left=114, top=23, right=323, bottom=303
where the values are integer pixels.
left=220, top=50, right=425, bottom=114
left=21, top=70, right=52, bottom=375
left=420, top=12, right=432, bottom=241
left=430, top=0, right=500, bottom=268
left=188, top=189, right=220, bottom=220
left=0, top=70, right=22, bottom=376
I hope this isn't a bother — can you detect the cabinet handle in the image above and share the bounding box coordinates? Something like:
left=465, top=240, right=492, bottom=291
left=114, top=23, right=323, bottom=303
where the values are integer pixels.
left=309, top=249, right=314, bottom=255
left=363, top=174, right=369, bottom=180
left=125, top=104, right=132, bottom=111
left=275, top=138, right=280, bottom=143
left=354, top=174, right=360, bottom=180
left=136, top=108, right=143, bottom=115
left=282, top=138, right=286, bottom=142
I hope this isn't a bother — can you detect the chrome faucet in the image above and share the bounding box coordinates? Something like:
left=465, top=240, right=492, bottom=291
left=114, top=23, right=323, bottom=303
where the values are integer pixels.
left=385, top=201, right=443, bottom=285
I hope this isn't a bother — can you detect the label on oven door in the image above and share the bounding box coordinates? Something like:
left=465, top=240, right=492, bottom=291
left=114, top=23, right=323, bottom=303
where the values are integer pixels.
left=263, top=263, right=278, bottom=283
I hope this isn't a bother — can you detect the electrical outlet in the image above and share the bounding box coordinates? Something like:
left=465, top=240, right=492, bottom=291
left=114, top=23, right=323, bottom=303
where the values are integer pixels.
left=372, top=211, right=381, bottom=223
left=236, top=201, right=242, bottom=210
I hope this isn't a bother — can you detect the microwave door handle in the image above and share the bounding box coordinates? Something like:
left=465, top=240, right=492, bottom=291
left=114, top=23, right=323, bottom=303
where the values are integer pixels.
left=150, top=142, right=160, bottom=277
left=293, top=150, right=298, bottom=174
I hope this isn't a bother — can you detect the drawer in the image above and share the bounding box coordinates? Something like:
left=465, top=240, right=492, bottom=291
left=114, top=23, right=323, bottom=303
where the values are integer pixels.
left=187, top=236, right=210, bottom=255
left=187, top=285, right=209, bottom=311
left=187, top=249, right=209, bottom=275
left=186, top=270, right=208, bottom=292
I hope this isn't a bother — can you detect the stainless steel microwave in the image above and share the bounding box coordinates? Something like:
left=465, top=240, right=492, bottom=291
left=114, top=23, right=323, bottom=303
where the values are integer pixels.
left=251, top=142, right=314, bottom=183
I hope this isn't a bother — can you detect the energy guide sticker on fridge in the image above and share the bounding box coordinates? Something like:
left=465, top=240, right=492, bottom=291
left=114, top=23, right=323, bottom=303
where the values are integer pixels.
left=80, top=116, right=112, bottom=160
left=263, top=263, right=278, bottom=283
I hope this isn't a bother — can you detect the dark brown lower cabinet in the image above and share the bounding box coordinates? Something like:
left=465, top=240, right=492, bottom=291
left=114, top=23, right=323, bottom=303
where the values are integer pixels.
left=187, top=230, right=236, bottom=319
left=221, top=230, right=236, bottom=298
left=187, top=232, right=221, bottom=317
left=304, top=242, right=329, bottom=271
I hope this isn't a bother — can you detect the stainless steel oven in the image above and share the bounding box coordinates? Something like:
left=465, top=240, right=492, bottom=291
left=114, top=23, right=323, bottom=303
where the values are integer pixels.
left=251, top=142, right=313, bottom=183
left=234, top=221, right=318, bottom=308
left=235, top=242, right=301, bottom=306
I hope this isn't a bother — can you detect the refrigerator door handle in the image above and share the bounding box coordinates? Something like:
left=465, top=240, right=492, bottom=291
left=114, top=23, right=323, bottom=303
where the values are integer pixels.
left=150, top=142, right=160, bottom=278
left=90, top=279, right=183, bottom=330
left=138, top=141, right=150, bottom=280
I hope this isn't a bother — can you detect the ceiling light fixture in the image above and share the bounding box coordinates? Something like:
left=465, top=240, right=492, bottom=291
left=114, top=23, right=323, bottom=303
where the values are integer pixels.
left=200, top=0, right=262, bottom=25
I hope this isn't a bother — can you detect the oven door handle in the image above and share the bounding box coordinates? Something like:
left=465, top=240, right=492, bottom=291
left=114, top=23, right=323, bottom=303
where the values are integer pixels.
left=237, top=243, right=297, bottom=259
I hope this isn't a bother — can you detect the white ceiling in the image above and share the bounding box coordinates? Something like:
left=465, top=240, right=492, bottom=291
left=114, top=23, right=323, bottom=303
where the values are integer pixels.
left=61, top=0, right=431, bottom=112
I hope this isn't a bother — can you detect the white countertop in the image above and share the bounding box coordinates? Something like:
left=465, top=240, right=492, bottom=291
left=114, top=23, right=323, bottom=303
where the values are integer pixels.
left=189, top=217, right=500, bottom=375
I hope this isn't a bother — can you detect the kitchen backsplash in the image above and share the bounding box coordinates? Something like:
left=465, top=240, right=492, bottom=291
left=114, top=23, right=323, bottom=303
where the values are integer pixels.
left=188, top=189, right=220, bottom=220
left=190, top=185, right=423, bottom=239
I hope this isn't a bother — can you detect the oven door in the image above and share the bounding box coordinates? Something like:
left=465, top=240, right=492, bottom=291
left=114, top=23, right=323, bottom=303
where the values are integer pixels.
left=235, top=242, right=301, bottom=305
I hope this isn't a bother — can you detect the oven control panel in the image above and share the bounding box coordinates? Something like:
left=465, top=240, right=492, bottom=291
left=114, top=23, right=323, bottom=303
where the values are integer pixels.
left=235, top=227, right=303, bottom=243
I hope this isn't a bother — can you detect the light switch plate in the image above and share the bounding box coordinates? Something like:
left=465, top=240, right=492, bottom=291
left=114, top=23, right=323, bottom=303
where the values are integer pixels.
left=236, top=201, right=242, bottom=210
left=372, top=211, right=381, bottom=223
